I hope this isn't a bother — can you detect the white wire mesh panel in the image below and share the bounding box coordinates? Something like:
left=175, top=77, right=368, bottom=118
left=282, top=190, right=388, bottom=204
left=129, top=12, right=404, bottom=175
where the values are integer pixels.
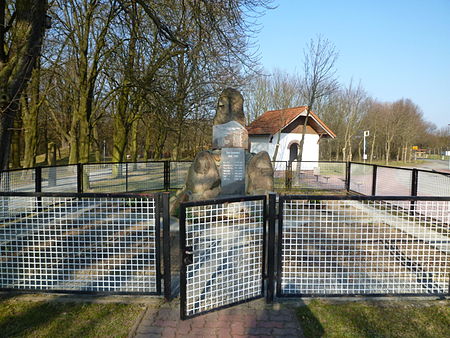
left=0, top=195, right=159, bottom=294
left=417, top=171, right=450, bottom=197
left=317, top=162, right=346, bottom=190
left=42, top=165, right=78, bottom=193
left=272, top=161, right=288, bottom=189
left=0, top=169, right=35, bottom=192
left=183, top=199, right=265, bottom=317
left=350, top=164, right=373, bottom=195
left=290, top=162, right=344, bottom=191
left=376, top=167, right=412, bottom=196
left=84, top=163, right=165, bottom=193
left=170, top=162, right=190, bottom=189
left=280, top=199, right=449, bottom=295
left=83, top=164, right=127, bottom=193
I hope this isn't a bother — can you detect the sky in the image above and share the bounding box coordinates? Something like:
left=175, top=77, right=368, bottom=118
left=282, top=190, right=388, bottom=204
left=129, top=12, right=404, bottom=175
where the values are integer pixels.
left=255, top=0, right=450, bottom=129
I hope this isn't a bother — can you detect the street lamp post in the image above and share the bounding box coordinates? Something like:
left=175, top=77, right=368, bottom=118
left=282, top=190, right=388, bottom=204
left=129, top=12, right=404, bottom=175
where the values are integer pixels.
left=363, top=130, right=370, bottom=163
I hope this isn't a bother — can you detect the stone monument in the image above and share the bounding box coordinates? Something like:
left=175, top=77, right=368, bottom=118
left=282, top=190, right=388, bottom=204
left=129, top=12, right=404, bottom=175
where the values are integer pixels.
left=171, top=88, right=273, bottom=212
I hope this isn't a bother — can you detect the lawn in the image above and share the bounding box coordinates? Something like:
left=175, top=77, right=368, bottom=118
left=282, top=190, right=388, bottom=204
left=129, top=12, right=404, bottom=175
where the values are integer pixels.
left=297, top=299, right=450, bottom=338
left=0, top=294, right=145, bottom=338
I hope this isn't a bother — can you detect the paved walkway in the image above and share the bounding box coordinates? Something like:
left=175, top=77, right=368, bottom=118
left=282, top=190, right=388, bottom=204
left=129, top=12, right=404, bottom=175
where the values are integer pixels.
left=132, top=298, right=304, bottom=337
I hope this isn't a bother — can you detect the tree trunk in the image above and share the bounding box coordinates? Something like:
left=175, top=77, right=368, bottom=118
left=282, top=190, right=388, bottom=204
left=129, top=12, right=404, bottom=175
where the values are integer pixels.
left=10, top=117, right=22, bottom=168
left=0, top=0, right=47, bottom=169
left=370, top=133, right=376, bottom=162
left=143, top=129, right=152, bottom=161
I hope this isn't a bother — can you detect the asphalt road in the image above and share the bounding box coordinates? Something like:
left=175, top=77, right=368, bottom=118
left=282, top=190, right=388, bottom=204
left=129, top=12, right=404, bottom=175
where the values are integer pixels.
left=413, top=159, right=450, bottom=172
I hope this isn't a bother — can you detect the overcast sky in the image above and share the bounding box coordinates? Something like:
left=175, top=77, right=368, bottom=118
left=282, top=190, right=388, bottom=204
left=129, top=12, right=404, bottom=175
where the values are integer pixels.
left=255, top=0, right=450, bottom=129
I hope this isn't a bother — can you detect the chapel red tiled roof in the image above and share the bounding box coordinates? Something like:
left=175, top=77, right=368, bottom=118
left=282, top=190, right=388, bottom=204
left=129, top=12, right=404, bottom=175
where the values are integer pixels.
left=246, top=106, right=336, bottom=138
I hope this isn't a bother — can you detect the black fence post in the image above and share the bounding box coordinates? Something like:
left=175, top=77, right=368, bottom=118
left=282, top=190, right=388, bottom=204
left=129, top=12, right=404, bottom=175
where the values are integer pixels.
left=345, top=162, right=351, bottom=192
left=275, top=195, right=284, bottom=297
left=125, top=163, right=129, bottom=192
left=77, top=163, right=83, bottom=193
left=164, top=161, right=170, bottom=191
left=162, top=192, right=171, bottom=301
left=371, top=165, right=378, bottom=196
left=266, top=192, right=276, bottom=303
left=35, top=167, right=42, bottom=210
left=286, top=162, right=292, bottom=190
left=35, top=167, right=42, bottom=193
left=411, top=169, right=418, bottom=196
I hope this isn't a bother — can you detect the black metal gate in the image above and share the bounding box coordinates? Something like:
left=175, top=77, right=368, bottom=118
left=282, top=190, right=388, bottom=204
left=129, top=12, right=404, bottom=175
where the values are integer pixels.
left=180, top=195, right=267, bottom=319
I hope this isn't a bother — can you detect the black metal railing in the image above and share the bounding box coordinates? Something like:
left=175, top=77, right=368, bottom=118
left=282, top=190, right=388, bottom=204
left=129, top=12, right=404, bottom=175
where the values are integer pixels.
left=347, top=162, right=450, bottom=197
left=2, top=160, right=449, bottom=196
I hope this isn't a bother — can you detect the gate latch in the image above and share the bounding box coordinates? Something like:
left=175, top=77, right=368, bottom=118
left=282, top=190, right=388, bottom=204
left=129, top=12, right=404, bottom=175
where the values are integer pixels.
left=184, top=246, right=193, bottom=265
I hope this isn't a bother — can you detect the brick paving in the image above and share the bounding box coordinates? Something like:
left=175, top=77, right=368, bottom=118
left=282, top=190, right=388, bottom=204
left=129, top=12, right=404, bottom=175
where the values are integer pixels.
left=132, top=298, right=304, bottom=337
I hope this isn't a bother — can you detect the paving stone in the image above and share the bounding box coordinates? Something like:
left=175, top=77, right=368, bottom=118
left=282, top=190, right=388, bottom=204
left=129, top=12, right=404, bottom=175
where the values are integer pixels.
left=272, top=327, right=303, bottom=337
left=153, top=319, right=178, bottom=328
left=215, top=327, right=232, bottom=338
left=136, top=326, right=164, bottom=335
left=188, top=327, right=216, bottom=337
left=281, top=320, right=301, bottom=329
left=190, top=317, right=206, bottom=328
left=247, top=327, right=273, bottom=335
left=255, top=310, right=271, bottom=321
left=230, top=322, right=247, bottom=335
left=135, top=333, right=161, bottom=338
left=258, top=320, right=285, bottom=329
left=156, top=308, right=179, bottom=321
left=269, top=313, right=295, bottom=322
left=162, top=327, right=178, bottom=337
left=131, top=300, right=305, bottom=338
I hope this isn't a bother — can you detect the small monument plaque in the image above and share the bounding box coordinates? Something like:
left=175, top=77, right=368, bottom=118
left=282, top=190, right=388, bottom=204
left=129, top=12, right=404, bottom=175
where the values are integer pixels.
left=220, top=148, right=245, bottom=195
left=212, top=121, right=248, bottom=149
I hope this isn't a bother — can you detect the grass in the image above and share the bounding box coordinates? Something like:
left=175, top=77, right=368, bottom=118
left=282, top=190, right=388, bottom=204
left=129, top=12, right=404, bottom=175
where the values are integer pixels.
left=0, top=294, right=144, bottom=338
left=297, top=299, right=450, bottom=338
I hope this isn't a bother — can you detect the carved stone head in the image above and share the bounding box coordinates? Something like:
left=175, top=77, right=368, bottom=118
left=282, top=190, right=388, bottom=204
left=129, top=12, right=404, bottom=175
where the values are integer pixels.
left=213, top=88, right=245, bottom=126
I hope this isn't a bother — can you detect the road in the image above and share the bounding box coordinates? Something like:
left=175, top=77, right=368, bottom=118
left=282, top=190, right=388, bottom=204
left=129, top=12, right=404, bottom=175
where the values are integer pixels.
left=412, top=159, right=450, bottom=173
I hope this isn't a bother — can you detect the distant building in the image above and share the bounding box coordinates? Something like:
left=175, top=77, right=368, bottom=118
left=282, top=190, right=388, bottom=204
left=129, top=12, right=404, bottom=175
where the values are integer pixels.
left=246, top=106, right=336, bottom=170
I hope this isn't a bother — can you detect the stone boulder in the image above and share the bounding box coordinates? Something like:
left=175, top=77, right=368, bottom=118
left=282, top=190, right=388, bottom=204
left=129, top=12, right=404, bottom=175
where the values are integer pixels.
left=170, top=151, right=220, bottom=213
left=246, top=151, right=274, bottom=195
left=213, top=88, right=245, bottom=126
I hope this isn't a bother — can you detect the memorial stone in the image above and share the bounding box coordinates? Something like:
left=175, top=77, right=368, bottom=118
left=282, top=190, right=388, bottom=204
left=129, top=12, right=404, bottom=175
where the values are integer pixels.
left=220, top=148, right=246, bottom=195
left=170, top=87, right=274, bottom=214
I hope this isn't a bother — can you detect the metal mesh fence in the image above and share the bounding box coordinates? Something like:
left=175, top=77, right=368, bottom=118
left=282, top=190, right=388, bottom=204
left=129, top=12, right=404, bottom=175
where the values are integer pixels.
left=84, top=162, right=165, bottom=193
left=0, top=169, right=35, bottom=192
left=42, top=165, right=78, bottom=193
left=350, top=163, right=373, bottom=195
left=0, top=195, right=160, bottom=294
left=182, top=198, right=265, bottom=318
left=279, top=197, right=449, bottom=296
left=272, top=161, right=288, bottom=190
left=375, top=167, right=412, bottom=196
left=170, top=162, right=191, bottom=189
left=273, top=161, right=346, bottom=191
left=417, top=171, right=450, bottom=197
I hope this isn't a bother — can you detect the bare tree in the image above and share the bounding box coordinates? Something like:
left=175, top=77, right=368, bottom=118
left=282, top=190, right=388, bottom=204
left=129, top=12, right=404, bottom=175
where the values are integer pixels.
left=0, top=0, right=48, bottom=169
left=297, top=36, right=339, bottom=164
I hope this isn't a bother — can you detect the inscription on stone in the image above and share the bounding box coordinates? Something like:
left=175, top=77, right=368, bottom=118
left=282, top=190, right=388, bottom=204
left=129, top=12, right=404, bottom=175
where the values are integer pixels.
left=212, top=121, right=248, bottom=149
left=220, top=148, right=245, bottom=195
